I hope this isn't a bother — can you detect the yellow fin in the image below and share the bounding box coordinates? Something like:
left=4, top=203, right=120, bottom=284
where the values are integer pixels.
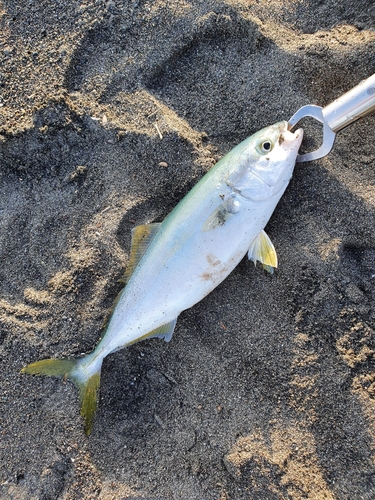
left=78, top=372, right=101, bottom=436
left=104, top=223, right=162, bottom=330
left=21, top=357, right=102, bottom=436
left=247, top=229, right=278, bottom=273
left=122, top=223, right=161, bottom=284
left=128, top=318, right=178, bottom=346
left=21, top=358, right=76, bottom=376
left=147, top=318, right=177, bottom=342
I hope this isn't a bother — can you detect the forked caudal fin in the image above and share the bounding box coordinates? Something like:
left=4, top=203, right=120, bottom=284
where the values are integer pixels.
left=21, top=356, right=102, bottom=436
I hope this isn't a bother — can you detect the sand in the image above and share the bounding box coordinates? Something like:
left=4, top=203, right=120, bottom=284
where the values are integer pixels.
left=1, top=1, right=375, bottom=498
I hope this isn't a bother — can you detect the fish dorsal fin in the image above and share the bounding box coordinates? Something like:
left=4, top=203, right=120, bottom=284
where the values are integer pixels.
left=128, top=318, right=178, bottom=345
left=248, top=229, right=278, bottom=274
left=103, top=223, right=161, bottom=332
left=122, top=223, right=162, bottom=284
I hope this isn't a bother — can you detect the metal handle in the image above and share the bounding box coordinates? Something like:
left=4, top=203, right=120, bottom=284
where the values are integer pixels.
left=288, top=73, right=375, bottom=162
left=323, top=73, right=375, bottom=132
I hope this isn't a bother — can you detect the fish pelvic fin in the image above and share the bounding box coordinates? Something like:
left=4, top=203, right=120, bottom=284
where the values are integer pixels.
left=21, top=356, right=102, bottom=436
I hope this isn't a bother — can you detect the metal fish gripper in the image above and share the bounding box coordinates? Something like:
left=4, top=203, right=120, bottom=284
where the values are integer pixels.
left=288, top=73, right=375, bottom=162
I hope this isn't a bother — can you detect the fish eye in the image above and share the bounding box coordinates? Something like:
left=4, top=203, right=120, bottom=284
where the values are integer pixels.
left=257, top=139, right=274, bottom=155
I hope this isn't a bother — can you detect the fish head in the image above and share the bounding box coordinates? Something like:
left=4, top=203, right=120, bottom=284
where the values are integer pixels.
left=227, top=121, right=303, bottom=201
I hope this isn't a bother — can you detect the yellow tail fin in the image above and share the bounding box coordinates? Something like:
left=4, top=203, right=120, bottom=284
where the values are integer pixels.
left=78, top=372, right=101, bottom=436
left=21, top=357, right=101, bottom=435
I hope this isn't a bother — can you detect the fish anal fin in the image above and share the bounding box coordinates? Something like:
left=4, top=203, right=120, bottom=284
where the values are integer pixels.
left=128, top=318, right=178, bottom=346
left=148, top=318, right=177, bottom=342
left=248, top=229, right=278, bottom=274
left=122, top=223, right=162, bottom=284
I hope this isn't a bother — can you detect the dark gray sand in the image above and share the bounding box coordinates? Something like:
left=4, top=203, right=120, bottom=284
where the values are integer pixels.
left=1, top=1, right=375, bottom=498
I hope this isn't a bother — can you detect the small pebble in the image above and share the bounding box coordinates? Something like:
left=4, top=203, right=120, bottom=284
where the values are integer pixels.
left=154, top=413, right=166, bottom=429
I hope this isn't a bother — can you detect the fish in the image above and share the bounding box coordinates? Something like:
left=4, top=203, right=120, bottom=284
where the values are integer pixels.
left=21, top=120, right=303, bottom=435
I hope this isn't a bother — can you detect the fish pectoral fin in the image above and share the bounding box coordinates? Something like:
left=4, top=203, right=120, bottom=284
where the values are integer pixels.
left=147, top=318, right=177, bottom=342
left=247, top=229, right=278, bottom=274
left=202, top=197, right=240, bottom=232
left=122, top=223, right=162, bottom=283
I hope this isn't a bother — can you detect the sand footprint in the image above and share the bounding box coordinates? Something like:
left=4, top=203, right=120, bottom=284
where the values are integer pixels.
left=224, top=424, right=335, bottom=499
left=63, top=2, right=305, bottom=150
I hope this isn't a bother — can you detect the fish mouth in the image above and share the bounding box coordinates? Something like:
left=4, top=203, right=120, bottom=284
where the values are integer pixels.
left=279, top=121, right=303, bottom=151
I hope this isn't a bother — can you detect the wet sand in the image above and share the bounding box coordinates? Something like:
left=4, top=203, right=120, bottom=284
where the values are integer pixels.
left=1, top=1, right=375, bottom=498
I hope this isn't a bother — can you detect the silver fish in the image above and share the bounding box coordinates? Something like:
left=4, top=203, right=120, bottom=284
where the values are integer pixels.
left=22, top=120, right=303, bottom=434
